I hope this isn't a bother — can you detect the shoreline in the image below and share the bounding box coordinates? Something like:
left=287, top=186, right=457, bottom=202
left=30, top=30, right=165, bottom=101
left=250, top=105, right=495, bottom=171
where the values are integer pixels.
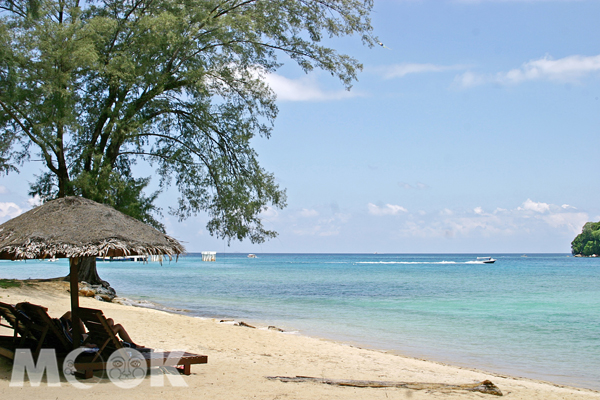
left=107, top=285, right=598, bottom=393
left=0, top=282, right=597, bottom=399
left=115, top=290, right=597, bottom=392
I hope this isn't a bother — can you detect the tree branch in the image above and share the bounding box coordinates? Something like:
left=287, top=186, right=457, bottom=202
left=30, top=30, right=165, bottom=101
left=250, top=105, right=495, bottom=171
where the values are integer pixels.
left=0, top=98, right=58, bottom=174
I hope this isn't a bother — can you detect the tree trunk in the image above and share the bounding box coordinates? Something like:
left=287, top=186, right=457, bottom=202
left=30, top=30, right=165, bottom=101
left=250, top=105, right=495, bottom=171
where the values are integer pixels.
left=64, top=256, right=116, bottom=301
left=56, top=151, right=72, bottom=198
left=74, top=256, right=109, bottom=286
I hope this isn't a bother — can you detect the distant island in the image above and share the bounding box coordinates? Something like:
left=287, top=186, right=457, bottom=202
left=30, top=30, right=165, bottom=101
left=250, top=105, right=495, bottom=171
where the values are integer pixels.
left=571, top=222, right=600, bottom=256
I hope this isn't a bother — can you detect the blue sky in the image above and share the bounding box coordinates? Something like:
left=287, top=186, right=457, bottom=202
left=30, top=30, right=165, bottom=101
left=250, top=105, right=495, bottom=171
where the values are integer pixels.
left=2, top=0, right=599, bottom=253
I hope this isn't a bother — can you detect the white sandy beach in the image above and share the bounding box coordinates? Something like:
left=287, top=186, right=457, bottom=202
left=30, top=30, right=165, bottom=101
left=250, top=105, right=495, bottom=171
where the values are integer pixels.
left=0, top=282, right=598, bottom=400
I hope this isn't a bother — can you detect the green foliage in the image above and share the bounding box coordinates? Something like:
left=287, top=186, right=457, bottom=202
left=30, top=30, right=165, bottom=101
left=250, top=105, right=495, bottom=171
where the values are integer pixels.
left=0, top=279, right=21, bottom=289
left=571, top=222, right=600, bottom=256
left=0, top=0, right=374, bottom=243
left=75, top=171, right=165, bottom=231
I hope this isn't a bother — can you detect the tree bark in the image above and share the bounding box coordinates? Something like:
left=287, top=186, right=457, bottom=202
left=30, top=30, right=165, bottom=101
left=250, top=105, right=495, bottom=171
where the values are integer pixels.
left=73, top=256, right=108, bottom=286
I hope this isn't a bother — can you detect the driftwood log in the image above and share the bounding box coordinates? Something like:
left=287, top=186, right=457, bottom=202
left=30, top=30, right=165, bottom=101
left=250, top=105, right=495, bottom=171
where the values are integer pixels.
left=235, top=321, right=256, bottom=328
left=266, top=376, right=503, bottom=396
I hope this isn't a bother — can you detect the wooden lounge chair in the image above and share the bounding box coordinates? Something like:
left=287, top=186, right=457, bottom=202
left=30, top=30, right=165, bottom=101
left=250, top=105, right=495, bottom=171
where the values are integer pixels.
left=75, top=307, right=207, bottom=378
left=0, top=301, right=31, bottom=359
left=15, top=302, right=72, bottom=356
left=0, top=301, right=31, bottom=342
left=77, top=307, right=149, bottom=362
left=0, top=301, right=55, bottom=360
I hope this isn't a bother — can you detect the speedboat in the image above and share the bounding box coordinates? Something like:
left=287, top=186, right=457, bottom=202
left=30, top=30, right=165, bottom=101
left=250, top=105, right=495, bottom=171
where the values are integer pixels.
left=247, top=254, right=257, bottom=258
left=477, top=257, right=496, bottom=264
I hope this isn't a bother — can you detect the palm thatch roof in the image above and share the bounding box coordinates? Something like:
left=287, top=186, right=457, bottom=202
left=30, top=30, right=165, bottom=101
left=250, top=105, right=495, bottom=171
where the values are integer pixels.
left=0, top=196, right=185, bottom=260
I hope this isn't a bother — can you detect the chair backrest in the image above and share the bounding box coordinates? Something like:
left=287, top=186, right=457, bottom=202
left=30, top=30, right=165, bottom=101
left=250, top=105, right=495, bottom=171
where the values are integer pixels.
left=0, top=301, right=32, bottom=340
left=78, top=307, right=123, bottom=358
left=15, top=302, right=71, bottom=353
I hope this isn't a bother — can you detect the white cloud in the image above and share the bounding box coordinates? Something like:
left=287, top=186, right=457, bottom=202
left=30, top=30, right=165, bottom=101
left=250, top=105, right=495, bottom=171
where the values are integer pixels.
left=393, top=199, right=588, bottom=240
left=368, top=203, right=408, bottom=216
left=501, top=54, right=600, bottom=83
left=447, top=216, right=503, bottom=235
left=543, top=212, right=589, bottom=234
left=456, top=0, right=583, bottom=3
left=397, top=214, right=510, bottom=239
left=454, top=71, right=487, bottom=87
left=27, top=194, right=43, bottom=208
left=377, top=63, right=468, bottom=79
left=398, top=182, right=429, bottom=190
left=335, top=213, right=351, bottom=224
left=456, top=54, right=600, bottom=87
left=0, top=202, right=23, bottom=220
left=292, top=213, right=349, bottom=237
left=260, top=206, right=279, bottom=219
left=299, top=208, right=319, bottom=218
left=268, top=198, right=589, bottom=249
left=263, top=72, right=359, bottom=102
left=518, top=199, right=550, bottom=213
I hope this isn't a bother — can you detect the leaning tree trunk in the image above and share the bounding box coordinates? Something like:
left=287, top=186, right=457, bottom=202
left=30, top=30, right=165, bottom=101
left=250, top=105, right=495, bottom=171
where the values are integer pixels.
left=77, top=257, right=105, bottom=285
left=65, top=256, right=116, bottom=301
left=66, top=256, right=110, bottom=287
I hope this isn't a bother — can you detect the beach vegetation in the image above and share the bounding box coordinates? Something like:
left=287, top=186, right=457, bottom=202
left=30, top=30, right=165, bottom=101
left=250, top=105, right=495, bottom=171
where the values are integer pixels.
left=571, top=221, right=600, bottom=256
left=0, top=0, right=374, bottom=281
left=0, top=279, right=21, bottom=289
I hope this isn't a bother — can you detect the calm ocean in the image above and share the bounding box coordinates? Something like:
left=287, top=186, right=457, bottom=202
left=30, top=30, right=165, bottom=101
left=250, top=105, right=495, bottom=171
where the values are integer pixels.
left=1, top=253, right=599, bottom=389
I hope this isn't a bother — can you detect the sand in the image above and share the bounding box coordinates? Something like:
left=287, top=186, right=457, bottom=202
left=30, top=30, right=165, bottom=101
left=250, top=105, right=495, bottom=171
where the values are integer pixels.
left=0, top=282, right=599, bottom=400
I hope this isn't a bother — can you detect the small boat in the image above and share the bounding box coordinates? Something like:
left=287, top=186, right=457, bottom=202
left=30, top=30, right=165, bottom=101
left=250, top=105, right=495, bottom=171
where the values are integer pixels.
left=477, top=257, right=496, bottom=264
left=247, top=254, right=257, bottom=258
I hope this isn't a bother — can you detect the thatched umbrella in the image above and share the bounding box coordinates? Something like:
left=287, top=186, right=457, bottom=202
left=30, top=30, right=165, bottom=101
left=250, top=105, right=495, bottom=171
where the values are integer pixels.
left=0, top=196, right=185, bottom=349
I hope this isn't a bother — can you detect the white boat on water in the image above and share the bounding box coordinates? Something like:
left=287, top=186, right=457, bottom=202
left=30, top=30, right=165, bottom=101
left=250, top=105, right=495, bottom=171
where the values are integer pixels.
left=477, top=257, right=496, bottom=264
left=247, top=254, right=257, bottom=258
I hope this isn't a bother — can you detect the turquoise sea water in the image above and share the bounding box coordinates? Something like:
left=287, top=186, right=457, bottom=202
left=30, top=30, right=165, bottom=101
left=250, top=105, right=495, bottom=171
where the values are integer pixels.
left=1, top=253, right=599, bottom=390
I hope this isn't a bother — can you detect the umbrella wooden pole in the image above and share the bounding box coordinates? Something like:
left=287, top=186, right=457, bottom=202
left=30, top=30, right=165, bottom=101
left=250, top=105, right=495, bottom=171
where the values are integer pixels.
left=69, top=257, right=82, bottom=350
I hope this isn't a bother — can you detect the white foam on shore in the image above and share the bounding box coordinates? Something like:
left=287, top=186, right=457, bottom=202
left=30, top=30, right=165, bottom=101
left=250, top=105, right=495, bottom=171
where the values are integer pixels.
left=113, top=296, right=190, bottom=314
left=115, top=296, right=292, bottom=333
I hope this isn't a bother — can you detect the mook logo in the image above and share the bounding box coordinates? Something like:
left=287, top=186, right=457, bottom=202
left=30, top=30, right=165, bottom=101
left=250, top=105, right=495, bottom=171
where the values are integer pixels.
left=9, top=348, right=188, bottom=388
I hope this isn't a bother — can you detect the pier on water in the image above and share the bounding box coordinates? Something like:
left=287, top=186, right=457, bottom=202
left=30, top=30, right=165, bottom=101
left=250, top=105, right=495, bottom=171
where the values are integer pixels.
left=201, top=251, right=216, bottom=262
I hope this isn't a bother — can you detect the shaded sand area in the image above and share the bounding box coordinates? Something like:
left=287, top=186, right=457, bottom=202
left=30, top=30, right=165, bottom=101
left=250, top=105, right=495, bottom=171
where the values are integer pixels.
left=1, top=282, right=599, bottom=400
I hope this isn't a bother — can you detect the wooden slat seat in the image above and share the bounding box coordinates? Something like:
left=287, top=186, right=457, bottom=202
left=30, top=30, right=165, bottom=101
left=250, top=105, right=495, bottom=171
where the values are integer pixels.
left=73, top=350, right=208, bottom=379
left=0, top=301, right=67, bottom=358
left=76, top=307, right=207, bottom=378
left=15, top=302, right=72, bottom=356
left=0, top=301, right=32, bottom=343
left=0, top=335, right=39, bottom=360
